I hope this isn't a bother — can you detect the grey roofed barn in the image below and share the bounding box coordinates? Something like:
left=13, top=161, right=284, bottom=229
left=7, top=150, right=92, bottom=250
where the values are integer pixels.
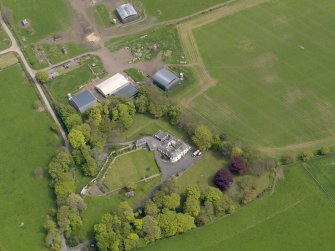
left=70, top=90, right=97, bottom=113
left=113, top=84, right=138, bottom=98
left=152, top=68, right=180, bottom=91
left=116, top=3, right=139, bottom=23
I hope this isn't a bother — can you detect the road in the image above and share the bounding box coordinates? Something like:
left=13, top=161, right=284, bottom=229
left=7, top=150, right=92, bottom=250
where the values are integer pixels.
left=0, top=17, right=71, bottom=151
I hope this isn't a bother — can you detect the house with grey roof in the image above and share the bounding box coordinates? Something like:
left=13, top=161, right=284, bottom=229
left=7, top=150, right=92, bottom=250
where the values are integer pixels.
left=156, top=131, right=191, bottom=163
left=69, top=90, right=97, bottom=113
left=152, top=68, right=180, bottom=91
left=116, top=3, right=139, bottom=23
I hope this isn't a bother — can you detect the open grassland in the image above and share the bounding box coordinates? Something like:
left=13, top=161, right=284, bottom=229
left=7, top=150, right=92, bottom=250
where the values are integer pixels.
left=305, top=154, right=335, bottom=198
left=103, top=149, right=160, bottom=191
left=0, top=64, right=59, bottom=250
left=0, top=26, right=11, bottom=50
left=140, top=0, right=228, bottom=21
left=189, top=0, right=335, bottom=149
left=117, top=114, right=189, bottom=142
left=93, top=3, right=112, bottom=28
left=2, top=0, right=72, bottom=43
left=76, top=176, right=161, bottom=240
left=142, top=164, right=335, bottom=251
left=40, top=43, right=88, bottom=65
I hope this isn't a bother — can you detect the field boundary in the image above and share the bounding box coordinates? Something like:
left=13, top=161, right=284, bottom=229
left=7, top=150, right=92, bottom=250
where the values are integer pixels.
left=302, top=163, right=335, bottom=204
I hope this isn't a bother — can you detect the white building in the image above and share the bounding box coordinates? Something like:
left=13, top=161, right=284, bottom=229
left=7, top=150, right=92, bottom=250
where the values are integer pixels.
left=95, top=73, right=129, bottom=98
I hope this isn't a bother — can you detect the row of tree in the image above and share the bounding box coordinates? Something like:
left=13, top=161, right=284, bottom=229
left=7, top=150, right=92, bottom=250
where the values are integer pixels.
left=94, top=180, right=237, bottom=251
left=45, top=148, right=87, bottom=249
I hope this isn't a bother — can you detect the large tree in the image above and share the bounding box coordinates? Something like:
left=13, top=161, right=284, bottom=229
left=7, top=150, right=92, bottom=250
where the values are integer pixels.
left=35, top=71, right=49, bottom=84
left=214, top=168, right=233, bottom=191
left=68, top=129, right=86, bottom=149
left=191, top=125, right=214, bottom=151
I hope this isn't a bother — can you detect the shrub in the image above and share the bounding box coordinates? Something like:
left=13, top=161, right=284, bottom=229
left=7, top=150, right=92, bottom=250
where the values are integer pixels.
left=281, top=154, right=296, bottom=165
left=35, top=71, right=49, bottom=84
left=229, top=156, right=246, bottom=175
left=214, top=168, right=233, bottom=191
left=231, top=146, right=243, bottom=157
left=301, top=151, right=314, bottom=162
left=319, top=146, right=331, bottom=155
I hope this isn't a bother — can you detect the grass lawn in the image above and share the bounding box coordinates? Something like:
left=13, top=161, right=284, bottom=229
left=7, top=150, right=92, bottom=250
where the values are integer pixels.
left=106, top=26, right=183, bottom=64
left=103, top=149, right=160, bottom=190
left=190, top=0, right=335, bottom=148
left=40, top=43, right=88, bottom=65
left=93, top=4, right=112, bottom=28
left=305, top=154, right=335, bottom=197
left=124, top=68, right=147, bottom=83
left=117, top=114, right=189, bottom=143
left=46, top=56, right=105, bottom=104
left=2, top=0, right=72, bottom=43
left=75, top=176, right=161, bottom=240
left=0, top=26, right=11, bottom=50
left=140, top=0, right=227, bottom=21
left=0, top=52, right=18, bottom=68
left=0, top=64, right=59, bottom=250
left=142, top=164, right=335, bottom=251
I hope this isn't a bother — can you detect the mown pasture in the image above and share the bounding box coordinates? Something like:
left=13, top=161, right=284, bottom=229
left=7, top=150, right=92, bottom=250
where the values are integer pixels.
left=142, top=164, right=335, bottom=251
left=0, top=63, right=59, bottom=250
left=191, top=0, right=335, bottom=149
left=140, top=0, right=227, bottom=21
left=2, top=0, right=72, bottom=43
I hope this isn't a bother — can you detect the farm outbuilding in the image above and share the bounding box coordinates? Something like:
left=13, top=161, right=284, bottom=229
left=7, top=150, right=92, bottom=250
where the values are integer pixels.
left=113, top=84, right=138, bottom=98
left=116, top=3, right=139, bottom=23
left=96, top=73, right=136, bottom=98
left=152, top=68, right=180, bottom=91
left=70, top=90, right=97, bottom=113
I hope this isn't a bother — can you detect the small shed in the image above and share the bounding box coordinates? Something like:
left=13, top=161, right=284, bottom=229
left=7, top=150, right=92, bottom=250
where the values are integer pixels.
left=152, top=68, right=180, bottom=91
left=70, top=90, right=97, bottom=113
left=116, top=3, right=139, bottom=23
left=21, top=19, right=29, bottom=27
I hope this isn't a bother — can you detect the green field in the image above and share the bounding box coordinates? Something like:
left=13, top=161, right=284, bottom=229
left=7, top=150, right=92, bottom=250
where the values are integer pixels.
left=2, top=0, right=72, bottom=43
left=0, top=64, right=59, bottom=250
left=93, top=4, right=112, bottom=28
left=103, top=149, right=160, bottom=191
left=40, top=43, right=88, bottom=65
left=142, top=164, right=335, bottom=251
left=0, top=26, right=11, bottom=50
left=117, top=114, right=188, bottom=143
left=190, top=0, right=335, bottom=148
left=141, top=0, right=227, bottom=20
left=305, top=154, right=335, bottom=197
left=46, top=56, right=105, bottom=104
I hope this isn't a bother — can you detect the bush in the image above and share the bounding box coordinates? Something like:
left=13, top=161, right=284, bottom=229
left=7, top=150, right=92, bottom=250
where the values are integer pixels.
left=319, top=146, right=331, bottom=155
left=281, top=154, right=296, bottom=165
left=35, top=71, right=49, bottom=84
left=301, top=151, right=314, bottom=162
left=229, top=156, right=246, bottom=175
left=231, top=146, right=243, bottom=157
left=214, top=168, right=233, bottom=191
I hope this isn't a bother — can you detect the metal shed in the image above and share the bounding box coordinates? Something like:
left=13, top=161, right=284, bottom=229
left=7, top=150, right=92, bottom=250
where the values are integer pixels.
left=95, top=73, right=130, bottom=98
left=116, top=4, right=139, bottom=23
left=152, top=68, right=180, bottom=91
left=70, top=90, right=97, bottom=113
left=113, top=84, right=138, bottom=98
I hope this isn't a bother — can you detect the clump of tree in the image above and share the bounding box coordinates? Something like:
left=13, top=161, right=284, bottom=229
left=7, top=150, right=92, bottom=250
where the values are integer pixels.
left=36, top=71, right=49, bottom=84
left=191, top=124, right=214, bottom=151
left=281, top=154, right=296, bottom=165
left=301, top=151, right=314, bottom=162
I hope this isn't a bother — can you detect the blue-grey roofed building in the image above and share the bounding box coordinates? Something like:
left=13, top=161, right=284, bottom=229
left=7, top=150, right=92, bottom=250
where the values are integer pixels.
left=113, top=84, right=138, bottom=98
left=70, top=90, right=97, bottom=113
left=152, top=68, right=180, bottom=91
left=116, top=4, right=139, bottom=23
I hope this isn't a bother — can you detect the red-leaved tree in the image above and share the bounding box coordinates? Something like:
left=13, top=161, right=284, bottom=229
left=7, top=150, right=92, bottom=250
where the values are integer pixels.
left=230, top=156, right=246, bottom=175
left=214, top=168, right=233, bottom=191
